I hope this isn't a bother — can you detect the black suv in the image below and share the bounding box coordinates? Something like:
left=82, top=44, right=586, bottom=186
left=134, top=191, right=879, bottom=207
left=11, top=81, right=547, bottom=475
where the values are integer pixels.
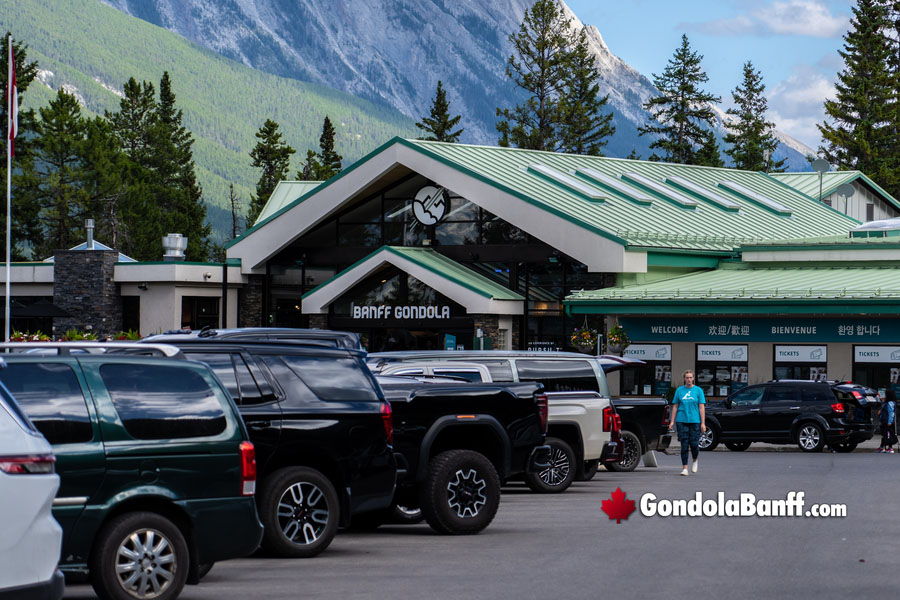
left=0, top=343, right=263, bottom=600
left=142, top=335, right=396, bottom=558
left=701, top=380, right=880, bottom=452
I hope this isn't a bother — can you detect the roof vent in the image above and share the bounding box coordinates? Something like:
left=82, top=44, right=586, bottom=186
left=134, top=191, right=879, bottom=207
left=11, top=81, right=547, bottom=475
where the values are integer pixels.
left=718, top=181, right=792, bottom=216
left=162, top=233, right=188, bottom=261
left=665, top=176, right=740, bottom=212
left=621, top=173, right=698, bottom=208
left=85, top=218, right=95, bottom=250
left=851, top=217, right=900, bottom=238
left=575, top=168, right=653, bottom=206
left=527, top=164, right=607, bottom=202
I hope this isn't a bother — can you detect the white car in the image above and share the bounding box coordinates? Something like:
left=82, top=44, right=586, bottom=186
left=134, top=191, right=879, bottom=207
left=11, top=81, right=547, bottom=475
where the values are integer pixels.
left=0, top=380, right=64, bottom=600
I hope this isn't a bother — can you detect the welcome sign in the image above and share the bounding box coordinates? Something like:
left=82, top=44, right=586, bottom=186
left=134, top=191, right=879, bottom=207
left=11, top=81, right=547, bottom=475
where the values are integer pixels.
left=620, top=317, right=900, bottom=343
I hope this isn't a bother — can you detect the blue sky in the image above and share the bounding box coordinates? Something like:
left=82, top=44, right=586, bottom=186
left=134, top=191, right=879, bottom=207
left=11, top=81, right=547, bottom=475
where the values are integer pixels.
left=567, top=0, right=853, bottom=150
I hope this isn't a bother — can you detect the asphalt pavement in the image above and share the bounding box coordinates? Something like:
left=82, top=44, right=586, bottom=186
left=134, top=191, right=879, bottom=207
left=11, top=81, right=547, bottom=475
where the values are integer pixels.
left=62, top=446, right=900, bottom=600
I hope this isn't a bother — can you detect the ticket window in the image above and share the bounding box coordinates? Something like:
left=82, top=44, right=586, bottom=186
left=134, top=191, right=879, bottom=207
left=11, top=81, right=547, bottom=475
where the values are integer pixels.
left=773, top=345, right=828, bottom=382
left=852, top=345, right=900, bottom=398
left=695, top=345, right=749, bottom=398
left=621, top=344, right=672, bottom=396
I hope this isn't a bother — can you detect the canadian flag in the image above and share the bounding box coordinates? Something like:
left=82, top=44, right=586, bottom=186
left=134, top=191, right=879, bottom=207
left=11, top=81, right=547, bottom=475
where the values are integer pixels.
left=7, top=38, right=17, bottom=157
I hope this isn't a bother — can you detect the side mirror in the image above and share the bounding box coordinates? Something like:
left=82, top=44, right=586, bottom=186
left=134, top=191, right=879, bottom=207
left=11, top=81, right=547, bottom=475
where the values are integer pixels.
left=724, top=398, right=733, bottom=409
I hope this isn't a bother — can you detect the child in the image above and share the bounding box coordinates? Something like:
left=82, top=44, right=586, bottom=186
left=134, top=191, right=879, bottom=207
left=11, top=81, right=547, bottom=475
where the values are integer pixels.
left=879, top=389, right=897, bottom=453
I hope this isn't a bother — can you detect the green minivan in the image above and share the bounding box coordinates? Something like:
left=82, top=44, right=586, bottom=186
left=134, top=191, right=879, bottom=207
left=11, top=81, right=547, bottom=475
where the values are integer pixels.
left=0, top=345, right=263, bottom=600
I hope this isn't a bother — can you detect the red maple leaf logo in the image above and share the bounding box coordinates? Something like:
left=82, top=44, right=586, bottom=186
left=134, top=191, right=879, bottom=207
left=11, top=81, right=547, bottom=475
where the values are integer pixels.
left=601, top=487, right=636, bottom=523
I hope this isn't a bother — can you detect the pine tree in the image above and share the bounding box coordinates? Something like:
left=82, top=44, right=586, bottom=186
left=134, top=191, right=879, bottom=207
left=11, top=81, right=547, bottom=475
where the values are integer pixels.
left=248, top=119, right=294, bottom=226
left=297, top=150, right=322, bottom=181
left=229, top=183, right=243, bottom=239
left=316, top=116, right=342, bottom=180
left=18, top=90, right=90, bottom=258
left=80, top=117, right=129, bottom=251
left=154, top=72, right=210, bottom=260
left=495, top=0, right=571, bottom=150
left=818, top=0, right=897, bottom=193
left=724, top=61, right=785, bottom=172
left=107, top=78, right=158, bottom=166
left=558, top=28, right=615, bottom=155
left=695, top=130, right=724, bottom=167
left=639, top=34, right=721, bottom=164
left=416, top=81, right=464, bottom=142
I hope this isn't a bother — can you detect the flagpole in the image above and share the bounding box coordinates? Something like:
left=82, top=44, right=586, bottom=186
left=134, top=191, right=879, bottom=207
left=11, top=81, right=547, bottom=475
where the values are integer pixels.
left=4, top=37, right=10, bottom=343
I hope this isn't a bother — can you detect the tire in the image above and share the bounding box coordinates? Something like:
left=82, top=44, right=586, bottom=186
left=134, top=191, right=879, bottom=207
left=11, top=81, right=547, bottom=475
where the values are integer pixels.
left=831, top=442, right=858, bottom=453
left=698, top=426, right=719, bottom=451
left=606, top=431, right=641, bottom=472
left=524, top=437, right=576, bottom=493
left=89, top=511, right=189, bottom=600
left=724, top=441, right=751, bottom=452
left=419, top=450, right=501, bottom=535
left=576, top=459, right=599, bottom=482
left=392, top=504, right=424, bottom=524
left=797, top=422, right=826, bottom=452
left=196, top=562, right=214, bottom=580
left=259, top=467, right=339, bottom=558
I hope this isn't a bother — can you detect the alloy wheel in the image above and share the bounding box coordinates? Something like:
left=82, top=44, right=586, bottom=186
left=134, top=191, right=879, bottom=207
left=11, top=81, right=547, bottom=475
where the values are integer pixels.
left=446, top=468, right=487, bottom=518
left=539, top=445, right=572, bottom=486
left=114, top=528, right=177, bottom=599
left=799, top=425, right=820, bottom=450
left=277, top=482, right=330, bottom=545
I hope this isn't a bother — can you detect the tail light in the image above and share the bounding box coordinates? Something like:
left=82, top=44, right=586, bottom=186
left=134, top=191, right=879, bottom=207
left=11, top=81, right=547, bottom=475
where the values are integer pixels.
left=662, top=403, right=671, bottom=426
left=536, top=394, right=549, bottom=433
left=381, top=401, right=394, bottom=445
left=603, top=406, right=621, bottom=434
left=831, top=402, right=846, bottom=414
left=0, top=454, right=55, bottom=474
left=239, top=441, right=256, bottom=496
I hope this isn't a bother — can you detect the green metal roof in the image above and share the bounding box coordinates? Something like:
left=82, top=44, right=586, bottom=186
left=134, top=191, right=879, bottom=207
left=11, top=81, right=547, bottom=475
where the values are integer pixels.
left=304, top=245, right=524, bottom=301
left=566, top=262, right=900, bottom=303
left=741, top=233, right=900, bottom=251
left=770, top=171, right=900, bottom=210
left=405, top=140, right=860, bottom=252
left=255, top=181, right=322, bottom=224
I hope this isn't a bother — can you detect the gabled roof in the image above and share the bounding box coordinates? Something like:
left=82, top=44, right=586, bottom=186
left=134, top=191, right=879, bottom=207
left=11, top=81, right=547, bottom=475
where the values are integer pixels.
left=770, top=171, right=900, bottom=211
left=227, top=138, right=861, bottom=273
left=302, top=246, right=523, bottom=315
left=255, top=181, right=322, bottom=224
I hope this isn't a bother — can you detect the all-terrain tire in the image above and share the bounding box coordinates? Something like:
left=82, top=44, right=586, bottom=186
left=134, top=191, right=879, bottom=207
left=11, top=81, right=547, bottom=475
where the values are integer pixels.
left=419, top=450, right=500, bottom=535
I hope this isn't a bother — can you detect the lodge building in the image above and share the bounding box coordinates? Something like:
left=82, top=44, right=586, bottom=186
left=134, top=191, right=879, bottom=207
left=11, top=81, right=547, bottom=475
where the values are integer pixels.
left=4, top=138, right=900, bottom=398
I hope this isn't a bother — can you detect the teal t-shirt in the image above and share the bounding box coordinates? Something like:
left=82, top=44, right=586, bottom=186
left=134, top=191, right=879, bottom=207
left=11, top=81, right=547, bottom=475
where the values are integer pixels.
left=673, top=385, right=706, bottom=423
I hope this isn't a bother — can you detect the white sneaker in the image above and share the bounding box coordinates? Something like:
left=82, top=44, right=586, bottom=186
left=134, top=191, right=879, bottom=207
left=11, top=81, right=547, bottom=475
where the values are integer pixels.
left=680, top=468, right=689, bottom=476
left=692, top=458, right=699, bottom=473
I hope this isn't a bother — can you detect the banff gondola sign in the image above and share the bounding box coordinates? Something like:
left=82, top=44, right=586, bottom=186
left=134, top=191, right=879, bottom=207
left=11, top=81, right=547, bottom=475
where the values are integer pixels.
left=352, top=304, right=451, bottom=320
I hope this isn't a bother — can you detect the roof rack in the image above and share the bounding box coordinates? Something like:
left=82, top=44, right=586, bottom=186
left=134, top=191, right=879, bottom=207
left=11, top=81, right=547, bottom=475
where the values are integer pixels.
left=0, top=342, right=184, bottom=358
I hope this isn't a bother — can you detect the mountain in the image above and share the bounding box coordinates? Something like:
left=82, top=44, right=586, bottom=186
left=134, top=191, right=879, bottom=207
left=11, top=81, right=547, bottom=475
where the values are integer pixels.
left=99, top=0, right=815, bottom=170
left=3, top=0, right=417, bottom=244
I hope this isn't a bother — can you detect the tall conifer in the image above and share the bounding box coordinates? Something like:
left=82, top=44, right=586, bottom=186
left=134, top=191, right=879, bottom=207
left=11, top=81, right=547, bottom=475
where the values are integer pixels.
left=725, top=62, right=784, bottom=172
left=416, top=81, right=463, bottom=142
left=639, top=34, right=721, bottom=164
left=248, top=119, right=294, bottom=226
left=558, top=28, right=615, bottom=155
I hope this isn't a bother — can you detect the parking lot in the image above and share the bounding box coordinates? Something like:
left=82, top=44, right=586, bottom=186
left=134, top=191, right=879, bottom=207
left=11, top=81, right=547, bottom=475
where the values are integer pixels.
left=62, top=448, right=900, bottom=600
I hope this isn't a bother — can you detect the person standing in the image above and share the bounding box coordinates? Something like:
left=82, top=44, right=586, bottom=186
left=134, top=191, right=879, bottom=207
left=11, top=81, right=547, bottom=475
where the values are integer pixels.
left=878, top=389, right=896, bottom=453
left=669, top=370, right=707, bottom=475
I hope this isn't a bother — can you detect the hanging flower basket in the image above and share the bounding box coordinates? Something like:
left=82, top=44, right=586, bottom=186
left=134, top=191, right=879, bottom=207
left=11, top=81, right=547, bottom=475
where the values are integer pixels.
left=570, top=326, right=599, bottom=354
left=605, top=325, right=630, bottom=355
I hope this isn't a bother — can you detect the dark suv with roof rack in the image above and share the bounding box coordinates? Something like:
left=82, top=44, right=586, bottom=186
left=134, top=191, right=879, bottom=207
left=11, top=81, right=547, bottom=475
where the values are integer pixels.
left=700, top=380, right=881, bottom=452
left=160, top=328, right=363, bottom=349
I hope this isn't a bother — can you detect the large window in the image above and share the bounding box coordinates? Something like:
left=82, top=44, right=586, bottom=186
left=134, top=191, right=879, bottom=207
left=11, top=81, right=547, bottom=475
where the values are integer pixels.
left=696, top=345, right=749, bottom=398
left=773, top=345, right=827, bottom=382
left=621, top=345, right=672, bottom=396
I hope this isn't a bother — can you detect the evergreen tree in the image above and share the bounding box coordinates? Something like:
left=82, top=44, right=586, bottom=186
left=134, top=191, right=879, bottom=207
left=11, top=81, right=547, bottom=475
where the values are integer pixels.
left=154, top=72, right=210, bottom=260
left=625, top=149, right=641, bottom=160
left=80, top=117, right=130, bottom=252
left=316, top=116, right=342, bottom=180
left=818, top=0, right=897, bottom=193
left=18, top=90, right=89, bottom=258
left=416, top=80, right=463, bottom=142
left=495, top=0, right=571, bottom=150
left=724, top=61, right=785, bottom=172
left=248, top=119, right=294, bottom=225
left=297, top=149, right=322, bottom=181
left=639, top=34, right=721, bottom=164
left=559, top=28, right=615, bottom=155
left=695, top=130, right=724, bottom=167
left=107, top=78, right=158, bottom=166
left=228, top=183, right=243, bottom=239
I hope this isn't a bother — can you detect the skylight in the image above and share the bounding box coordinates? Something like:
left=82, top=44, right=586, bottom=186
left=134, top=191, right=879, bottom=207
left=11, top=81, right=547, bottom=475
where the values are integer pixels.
left=528, top=165, right=606, bottom=202
left=621, top=173, right=698, bottom=208
left=665, top=176, right=740, bottom=212
left=575, top=168, right=653, bottom=206
left=718, top=181, right=792, bottom=216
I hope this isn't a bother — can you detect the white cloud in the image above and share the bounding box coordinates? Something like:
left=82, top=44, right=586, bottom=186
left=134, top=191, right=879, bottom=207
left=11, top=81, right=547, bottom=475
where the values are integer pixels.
left=767, top=64, right=836, bottom=148
left=683, top=0, right=848, bottom=38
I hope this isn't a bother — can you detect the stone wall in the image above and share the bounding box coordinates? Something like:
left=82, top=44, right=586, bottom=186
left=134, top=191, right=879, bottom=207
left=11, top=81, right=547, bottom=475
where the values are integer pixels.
left=308, top=314, right=328, bottom=329
left=238, top=275, right=264, bottom=327
left=470, top=314, right=499, bottom=349
left=53, top=250, right=122, bottom=337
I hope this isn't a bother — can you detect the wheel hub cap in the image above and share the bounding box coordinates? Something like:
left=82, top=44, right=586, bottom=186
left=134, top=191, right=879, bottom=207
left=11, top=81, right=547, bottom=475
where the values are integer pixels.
left=277, top=482, right=329, bottom=545
left=447, top=468, right=487, bottom=518
left=539, top=447, right=571, bottom=486
left=115, top=528, right=176, bottom=599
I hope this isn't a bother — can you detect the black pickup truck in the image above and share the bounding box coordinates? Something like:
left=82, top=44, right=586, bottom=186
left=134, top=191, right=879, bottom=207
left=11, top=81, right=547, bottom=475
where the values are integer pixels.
left=374, top=378, right=551, bottom=534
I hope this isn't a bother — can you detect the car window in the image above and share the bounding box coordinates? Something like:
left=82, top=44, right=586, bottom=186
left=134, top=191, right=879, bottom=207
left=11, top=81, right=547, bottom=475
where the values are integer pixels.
left=765, top=386, right=802, bottom=404
left=100, top=363, right=227, bottom=440
left=802, top=386, right=834, bottom=403
left=188, top=352, right=239, bottom=395
left=266, top=355, right=380, bottom=402
left=187, top=352, right=272, bottom=406
left=433, top=369, right=484, bottom=382
left=393, top=368, right=425, bottom=376
left=515, top=359, right=600, bottom=392
left=0, top=362, right=93, bottom=445
left=476, top=360, right=514, bottom=381
left=729, top=387, right=765, bottom=407
left=0, top=385, right=40, bottom=434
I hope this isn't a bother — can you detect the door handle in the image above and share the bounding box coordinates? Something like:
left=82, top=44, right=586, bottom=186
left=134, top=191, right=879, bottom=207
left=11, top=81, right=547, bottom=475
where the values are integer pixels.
left=750, top=408, right=760, bottom=412
left=789, top=406, right=800, bottom=410
left=248, top=421, right=271, bottom=430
